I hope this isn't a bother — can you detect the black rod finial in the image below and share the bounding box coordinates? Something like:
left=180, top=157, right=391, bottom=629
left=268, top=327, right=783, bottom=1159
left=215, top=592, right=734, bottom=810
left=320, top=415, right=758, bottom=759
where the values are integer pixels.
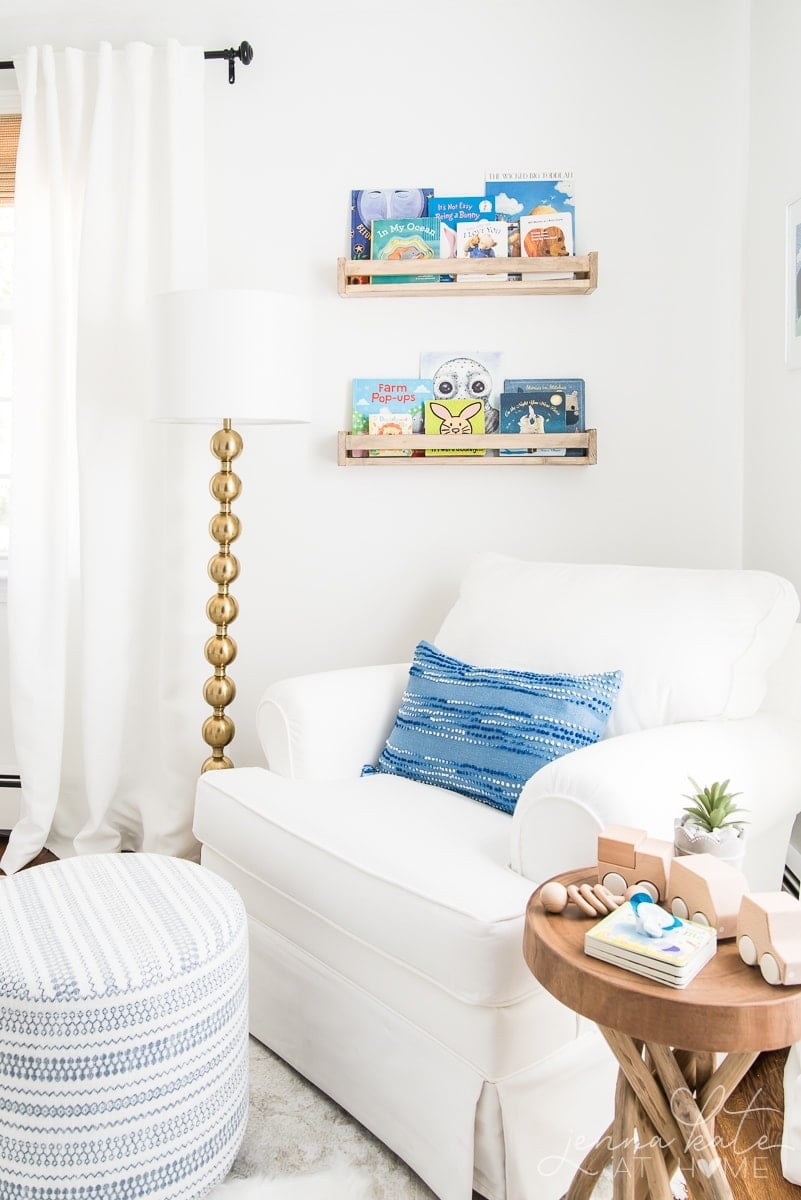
left=228, top=41, right=253, bottom=84
left=204, top=41, right=254, bottom=84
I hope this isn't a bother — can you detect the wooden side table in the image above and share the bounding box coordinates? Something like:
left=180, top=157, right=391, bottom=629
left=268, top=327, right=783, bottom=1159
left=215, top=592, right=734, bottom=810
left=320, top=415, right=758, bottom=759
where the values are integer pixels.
left=524, top=869, right=801, bottom=1200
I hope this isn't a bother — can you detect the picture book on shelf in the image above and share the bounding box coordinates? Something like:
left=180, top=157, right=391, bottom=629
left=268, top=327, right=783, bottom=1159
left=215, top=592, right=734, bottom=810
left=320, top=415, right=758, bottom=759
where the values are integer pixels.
left=484, top=170, right=575, bottom=241
left=454, top=219, right=509, bottom=282
left=420, top=350, right=504, bottom=437
left=584, top=899, right=717, bottom=989
left=424, top=396, right=485, bottom=457
left=351, top=377, right=433, bottom=457
left=368, top=411, right=414, bottom=456
left=349, top=187, right=434, bottom=281
left=370, top=216, right=442, bottom=284
left=504, top=377, right=585, bottom=457
left=427, top=195, right=496, bottom=261
left=499, top=388, right=567, bottom=457
left=519, top=211, right=574, bottom=260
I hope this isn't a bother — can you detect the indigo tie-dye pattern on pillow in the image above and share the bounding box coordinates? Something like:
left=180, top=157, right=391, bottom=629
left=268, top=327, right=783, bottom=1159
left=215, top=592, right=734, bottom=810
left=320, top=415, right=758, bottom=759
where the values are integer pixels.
left=368, top=640, right=622, bottom=814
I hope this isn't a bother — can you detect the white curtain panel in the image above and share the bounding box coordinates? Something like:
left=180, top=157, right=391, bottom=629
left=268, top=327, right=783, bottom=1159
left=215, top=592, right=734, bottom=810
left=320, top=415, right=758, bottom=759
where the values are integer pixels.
left=3, top=42, right=208, bottom=873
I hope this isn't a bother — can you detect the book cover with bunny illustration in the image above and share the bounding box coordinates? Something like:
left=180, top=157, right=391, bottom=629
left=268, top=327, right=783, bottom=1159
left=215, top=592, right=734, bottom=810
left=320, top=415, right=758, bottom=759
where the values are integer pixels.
left=424, top=396, right=485, bottom=456
left=428, top=196, right=495, bottom=279
left=420, top=350, right=504, bottom=443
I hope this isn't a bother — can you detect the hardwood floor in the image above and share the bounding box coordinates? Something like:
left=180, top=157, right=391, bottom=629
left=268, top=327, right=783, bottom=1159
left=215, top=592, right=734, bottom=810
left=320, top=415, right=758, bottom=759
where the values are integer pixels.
left=715, top=1048, right=799, bottom=1199
left=0, top=834, right=58, bottom=873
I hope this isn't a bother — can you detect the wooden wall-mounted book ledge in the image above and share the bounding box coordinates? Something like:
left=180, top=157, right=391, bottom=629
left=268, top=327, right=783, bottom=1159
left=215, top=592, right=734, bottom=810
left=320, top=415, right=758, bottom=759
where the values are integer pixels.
left=337, top=430, right=597, bottom=466
left=336, top=252, right=598, bottom=297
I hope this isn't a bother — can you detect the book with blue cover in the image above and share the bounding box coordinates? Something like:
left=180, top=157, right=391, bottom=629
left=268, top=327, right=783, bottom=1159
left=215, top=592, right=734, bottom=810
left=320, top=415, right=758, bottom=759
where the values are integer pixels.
left=504, top=378, right=585, bottom=456
left=370, top=216, right=442, bottom=284
left=349, top=187, right=434, bottom=264
left=351, top=377, right=432, bottom=457
left=485, top=170, right=575, bottom=280
left=499, top=388, right=567, bottom=456
left=584, top=899, right=717, bottom=988
left=484, top=170, right=575, bottom=242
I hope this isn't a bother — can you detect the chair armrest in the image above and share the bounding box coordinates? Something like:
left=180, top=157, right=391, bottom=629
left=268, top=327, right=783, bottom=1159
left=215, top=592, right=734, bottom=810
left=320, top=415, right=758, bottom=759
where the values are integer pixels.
left=256, top=662, right=409, bottom=780
left=510, top=714, right=801, bottom=892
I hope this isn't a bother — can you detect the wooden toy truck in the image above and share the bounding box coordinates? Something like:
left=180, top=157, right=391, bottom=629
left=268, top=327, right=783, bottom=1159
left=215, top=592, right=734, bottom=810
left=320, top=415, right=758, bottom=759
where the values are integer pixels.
left=737, top=892, right=801, bottom=985
left=597, top=826, right=749, bottom=940
left=666, top=853, right=749, bottom=939
left=597, top=824, right=674, bottom=902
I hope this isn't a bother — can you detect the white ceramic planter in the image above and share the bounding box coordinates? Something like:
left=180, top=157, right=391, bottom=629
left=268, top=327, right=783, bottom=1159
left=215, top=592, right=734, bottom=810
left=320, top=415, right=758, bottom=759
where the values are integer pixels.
left=673, top=817, right=747, bottom=871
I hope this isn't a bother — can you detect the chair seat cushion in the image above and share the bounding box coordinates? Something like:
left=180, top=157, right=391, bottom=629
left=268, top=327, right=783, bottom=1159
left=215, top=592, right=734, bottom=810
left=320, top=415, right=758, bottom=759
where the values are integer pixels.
left=194, top=766, right=539, bottom=1007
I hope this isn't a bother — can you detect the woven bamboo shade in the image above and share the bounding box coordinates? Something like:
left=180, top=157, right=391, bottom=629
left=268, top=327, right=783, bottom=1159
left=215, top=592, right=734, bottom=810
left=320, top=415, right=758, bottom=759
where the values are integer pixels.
left=0, top=114, right=20, bottom=207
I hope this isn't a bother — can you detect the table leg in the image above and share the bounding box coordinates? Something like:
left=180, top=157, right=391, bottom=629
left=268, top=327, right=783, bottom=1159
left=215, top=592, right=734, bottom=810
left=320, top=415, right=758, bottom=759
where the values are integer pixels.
left=565, top=1119, right=614, bottom=1200
left=648, top=1042, right=730, bottom=1199
left=612, top=1067, right=636, bottom=1200
left=565, top=1032, right=759, bottom=1200
left=634, top=1105, right=675, bottom=1200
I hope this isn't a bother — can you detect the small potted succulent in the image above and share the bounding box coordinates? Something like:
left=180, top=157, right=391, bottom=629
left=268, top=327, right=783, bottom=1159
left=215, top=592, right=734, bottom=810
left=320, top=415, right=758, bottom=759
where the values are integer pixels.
left=674, top=777, right=749, bottom=869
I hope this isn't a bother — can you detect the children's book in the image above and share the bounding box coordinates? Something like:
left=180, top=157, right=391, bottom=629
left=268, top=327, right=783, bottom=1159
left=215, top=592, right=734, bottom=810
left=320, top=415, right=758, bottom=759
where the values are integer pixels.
left=420, top=350, right=504, bottom=441
left=367, top=411, right=414, bottom=456
left=584, top=900, right=717, bottom=989
left=351, top=378, right=433, bottom=457
left=349, top=187, right=434, bottom=271
left=503, top=378, right=586, bottom=457
left=370, top=216, right=442, bottom=284
left=427, top=196, right=496, bottom=276
left=499, top=388, right=567, bottom=457
left=454, top=219, right=509, bottom=282
left=519, top=211, right=574, bottom=260
left=424, top=396, right=485, bottom=456
left=485, top=170, right=575, bottom=280
left=484, top=170, right=575, bottom=242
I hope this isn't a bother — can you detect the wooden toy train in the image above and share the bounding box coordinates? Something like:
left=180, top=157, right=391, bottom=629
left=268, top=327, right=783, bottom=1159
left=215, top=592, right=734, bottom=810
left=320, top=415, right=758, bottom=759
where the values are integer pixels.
left=547, top=823, right=801, bottom=986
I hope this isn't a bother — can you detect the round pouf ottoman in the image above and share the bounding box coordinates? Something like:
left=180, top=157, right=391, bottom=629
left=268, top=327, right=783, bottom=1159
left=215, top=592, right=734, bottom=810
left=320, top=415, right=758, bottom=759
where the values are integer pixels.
left=0, top=852, right=249, bottom=1199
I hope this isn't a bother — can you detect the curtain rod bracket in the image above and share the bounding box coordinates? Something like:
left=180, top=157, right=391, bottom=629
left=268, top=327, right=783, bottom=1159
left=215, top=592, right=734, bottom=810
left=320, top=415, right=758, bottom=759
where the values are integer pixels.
left=203, top=41, right=253, bottom=85
left=1, top=42, right=255, bottom=84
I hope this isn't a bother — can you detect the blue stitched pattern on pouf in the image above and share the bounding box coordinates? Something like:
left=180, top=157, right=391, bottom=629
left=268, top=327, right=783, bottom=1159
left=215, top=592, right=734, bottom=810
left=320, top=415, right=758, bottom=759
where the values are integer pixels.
left=0, top=853, right=248, bottom=1199
left=372, top=640, right=622, bottom=814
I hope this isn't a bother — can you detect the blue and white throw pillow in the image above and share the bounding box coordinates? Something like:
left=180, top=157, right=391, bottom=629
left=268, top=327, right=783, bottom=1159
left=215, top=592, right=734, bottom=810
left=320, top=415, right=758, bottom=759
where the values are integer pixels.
left=368, top=640, right=622, bottom=814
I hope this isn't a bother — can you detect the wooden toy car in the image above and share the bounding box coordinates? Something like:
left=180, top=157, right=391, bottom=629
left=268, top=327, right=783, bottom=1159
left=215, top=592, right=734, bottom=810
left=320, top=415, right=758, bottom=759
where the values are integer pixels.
left=597, top=824, right=674, bottom=902
left=667, top=853, right=749, bottom=939
left=737, top=892, right=801, bottom=985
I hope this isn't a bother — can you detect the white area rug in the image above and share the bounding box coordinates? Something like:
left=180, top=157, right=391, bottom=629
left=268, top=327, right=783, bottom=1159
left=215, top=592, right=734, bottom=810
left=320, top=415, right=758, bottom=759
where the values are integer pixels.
left=223, top=1037, right=617, bottom=1200
left=221, top=1038, right=437, bottom=1198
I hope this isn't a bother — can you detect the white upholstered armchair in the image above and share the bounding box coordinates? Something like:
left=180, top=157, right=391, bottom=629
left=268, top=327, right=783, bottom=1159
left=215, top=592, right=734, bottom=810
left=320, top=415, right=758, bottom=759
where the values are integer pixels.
left=194, top=555, right=801, bottom=1200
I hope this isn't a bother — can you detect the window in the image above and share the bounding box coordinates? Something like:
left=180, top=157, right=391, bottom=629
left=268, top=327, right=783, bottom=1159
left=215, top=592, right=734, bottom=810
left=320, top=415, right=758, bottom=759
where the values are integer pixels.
left=0, top=111, right=19, bottom=565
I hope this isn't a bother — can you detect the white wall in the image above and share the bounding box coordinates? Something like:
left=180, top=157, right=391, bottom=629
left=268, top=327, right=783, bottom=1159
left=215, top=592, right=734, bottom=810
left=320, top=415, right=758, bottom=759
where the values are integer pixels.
left=0, top=0, right=753, bottom=771
left=744, top=1, right=801, bottom=594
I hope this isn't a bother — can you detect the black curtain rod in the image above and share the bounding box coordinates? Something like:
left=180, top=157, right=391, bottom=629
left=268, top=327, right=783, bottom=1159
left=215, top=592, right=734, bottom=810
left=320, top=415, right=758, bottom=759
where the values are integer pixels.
left=0, top=41, right=254, bottom=84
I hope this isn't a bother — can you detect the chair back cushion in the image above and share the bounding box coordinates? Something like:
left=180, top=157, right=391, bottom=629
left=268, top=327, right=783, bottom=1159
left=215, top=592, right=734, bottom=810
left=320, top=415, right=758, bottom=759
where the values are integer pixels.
left=434, top=554, right=800, bottom=737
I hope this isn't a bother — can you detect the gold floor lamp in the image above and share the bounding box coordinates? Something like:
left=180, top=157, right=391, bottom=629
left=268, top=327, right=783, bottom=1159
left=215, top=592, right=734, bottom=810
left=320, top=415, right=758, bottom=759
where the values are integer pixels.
left=154, top=288, right=309, bottom=772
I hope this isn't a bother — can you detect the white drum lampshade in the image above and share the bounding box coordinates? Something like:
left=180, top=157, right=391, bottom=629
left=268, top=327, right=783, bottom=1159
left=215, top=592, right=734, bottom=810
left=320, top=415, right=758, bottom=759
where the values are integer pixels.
left=153, top=288, right=310, bottom=771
